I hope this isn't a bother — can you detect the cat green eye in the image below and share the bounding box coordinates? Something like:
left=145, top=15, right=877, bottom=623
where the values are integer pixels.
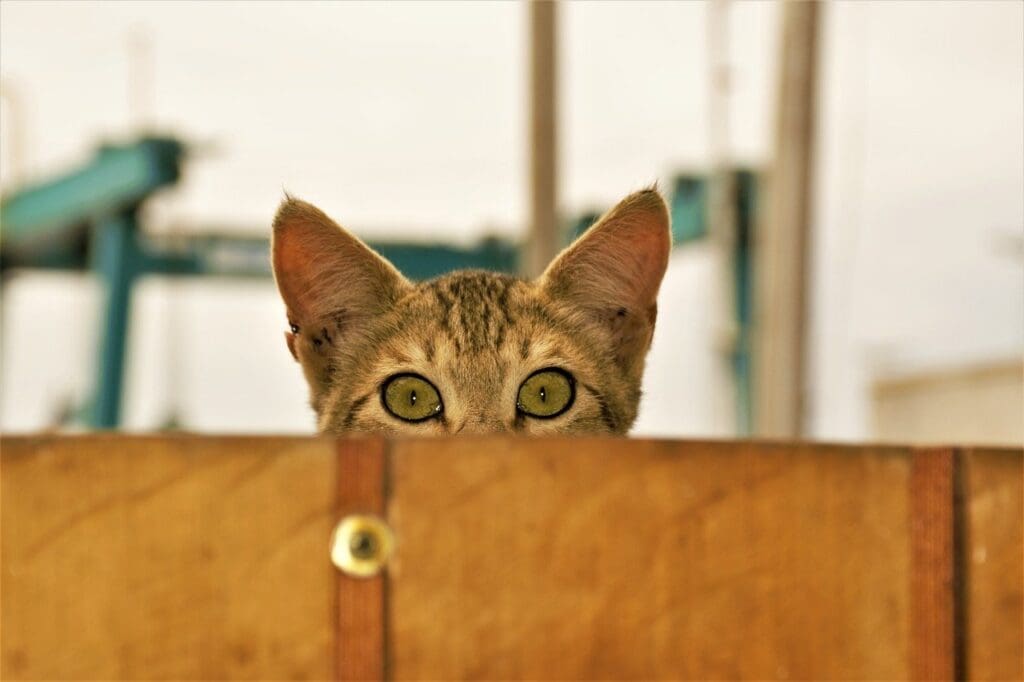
left=382, top=374, right=443, bottom=423
left=517, top=368, right=575, bottom=419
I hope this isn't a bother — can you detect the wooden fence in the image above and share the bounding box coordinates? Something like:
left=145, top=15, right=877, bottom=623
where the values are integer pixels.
left=2, top=436, right=1021, bottom=680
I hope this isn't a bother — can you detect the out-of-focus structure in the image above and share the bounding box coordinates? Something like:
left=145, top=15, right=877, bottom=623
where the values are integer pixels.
left=0, top=138, right=518, bottom=426
left=0, top=1, right=1020, bottom=443
left=0, top=2, right=764, bottom=432
left=874, top=360, right=1024, bottom=446
left=753, top=1, right=819, bottom=439
left=0, top=134, right=748, bottom=428
left=525, top=0, right=560, bottom=279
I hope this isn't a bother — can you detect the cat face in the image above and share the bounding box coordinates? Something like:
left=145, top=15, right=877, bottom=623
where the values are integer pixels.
left=271, top=189, right=670, bottom=435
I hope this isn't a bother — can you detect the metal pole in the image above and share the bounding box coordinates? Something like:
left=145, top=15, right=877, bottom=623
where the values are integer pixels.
left=706, top=0, right=744, bottom=435
left=753, top=1, right=821, bottom=438
left=127, top=26, right=154, bottom=132
left=89, top=211, right=138, bottom=428
left=0, top=78, right=28, bottom=189
left=525, top=0, right=559, bottom=278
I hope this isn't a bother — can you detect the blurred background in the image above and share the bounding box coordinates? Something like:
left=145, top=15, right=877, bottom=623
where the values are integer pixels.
left=0, top=0, right=1021, bottom=444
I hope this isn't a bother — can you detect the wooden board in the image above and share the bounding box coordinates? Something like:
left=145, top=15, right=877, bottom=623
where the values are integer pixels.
left=386, top=438, right=914, bottom=680
left=5, top=436, right=1019, bottom=681
left=335, top=438, right=387, bottom=681
left=909, top=448, right=956, bottom=681
left=1, top=435, right=337, bottom=681
left=963, top=448, right=1024, bottom=681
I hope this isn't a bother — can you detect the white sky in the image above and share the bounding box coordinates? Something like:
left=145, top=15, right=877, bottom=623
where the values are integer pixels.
left=1, top=1, right=1021, bottom=438
left=0, top=1, right=775, bottom=237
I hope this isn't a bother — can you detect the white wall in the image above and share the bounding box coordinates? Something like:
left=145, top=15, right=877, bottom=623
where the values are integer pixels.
left=809, top=0, right=1024, bottom=439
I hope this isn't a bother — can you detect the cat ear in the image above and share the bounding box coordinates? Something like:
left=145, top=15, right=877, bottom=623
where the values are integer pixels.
left=271, top=196, right=410, bottom=408
left=272, top=196, right=409, bottom=324
left=539, top=188, right=671, bottom=379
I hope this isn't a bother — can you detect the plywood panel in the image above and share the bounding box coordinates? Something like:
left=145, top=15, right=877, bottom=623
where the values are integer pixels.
left=387, top=438, right=913, bottom=680
left=964, top=448, right=1024, bottom=681
left=1, top=435, right=336, bottom=681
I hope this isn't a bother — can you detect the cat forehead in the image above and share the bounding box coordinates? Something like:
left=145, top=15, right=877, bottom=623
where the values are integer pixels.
left=419, top=270, right=521, bottom=310
left=405, top=271, right=543, bottom=329
left=371, top=270, right=577, bottom=358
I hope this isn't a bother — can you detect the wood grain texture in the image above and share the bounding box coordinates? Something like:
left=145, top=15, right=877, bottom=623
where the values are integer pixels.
left=335, top=438, right=387, bottom=682
left=963, top=448, right=1024, bottom=681
left=1, top=435, right=336, bottom=681
left=387, top=438, right=913, bottom=680
left=908, top=448, right=956, bottom=681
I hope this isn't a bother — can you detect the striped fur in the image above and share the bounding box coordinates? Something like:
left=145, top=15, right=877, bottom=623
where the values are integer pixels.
left=272, top=189, right=670, bottom=435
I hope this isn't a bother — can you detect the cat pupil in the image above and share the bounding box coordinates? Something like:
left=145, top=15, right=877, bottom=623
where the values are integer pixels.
left=410, top=390, right=417, bottom=406
left=540, top=386, right=547, bottom=402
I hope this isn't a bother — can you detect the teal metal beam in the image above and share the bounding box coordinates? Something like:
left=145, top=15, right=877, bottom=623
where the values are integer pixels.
left=0, top=138, right=184, bottom=254
left=140, top=235, right=519, bottom=281
left=88, top=212, right=139, bottom=428
left=670, top=176, right=707, bottom=243
left=731, top=170, right=758, bottom=435
left=568, top=176, right=709, bottom=246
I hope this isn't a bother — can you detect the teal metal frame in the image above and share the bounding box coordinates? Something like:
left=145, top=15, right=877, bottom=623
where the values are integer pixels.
left=0, top=138, right=521, bottom=427
left=732, top=170, right=757, bottom=435
left=2, top=138, right=187, bottom=427
left=0, top=136, right=756, bottom=430
left=89, top=213, right=137, bottom=426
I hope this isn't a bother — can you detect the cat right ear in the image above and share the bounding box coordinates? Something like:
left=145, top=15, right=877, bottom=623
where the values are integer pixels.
left=271, top=197, right=410, bottom=403
left=539, top=188, right=671, bottom=381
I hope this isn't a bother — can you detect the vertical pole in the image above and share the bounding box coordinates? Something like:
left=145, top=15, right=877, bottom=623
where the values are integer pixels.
left=127, top=26, right=154, bottom=132
left=733, top=172, right=757, bottom=435
left=89, top=211, right=137, bottom=428
left=0, top=79, right=28, bottom=189
left=525, top=0, right=559, bottom=278
left=753, top=1, right=820, bottom=438
left=706, top=0, right=742, bottom=435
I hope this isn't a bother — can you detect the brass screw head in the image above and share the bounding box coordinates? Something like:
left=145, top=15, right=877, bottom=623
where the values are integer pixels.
left=330, top=514, right=394, bottom=578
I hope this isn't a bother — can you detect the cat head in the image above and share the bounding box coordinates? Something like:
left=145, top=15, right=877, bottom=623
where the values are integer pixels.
left=271, top=189, right=670, bottom=435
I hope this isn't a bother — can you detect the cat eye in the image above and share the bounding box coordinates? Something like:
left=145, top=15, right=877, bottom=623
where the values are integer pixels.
left=516, top=368, right=575, bottom=419
left=381, top=374, right=443, bottom=423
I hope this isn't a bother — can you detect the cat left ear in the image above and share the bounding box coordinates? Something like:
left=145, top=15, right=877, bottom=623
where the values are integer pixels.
left=540, top=188, right=671, bottom=379
left=272, top=196, right=410, bottom=325
left=272, top=196, right=410, bottom=410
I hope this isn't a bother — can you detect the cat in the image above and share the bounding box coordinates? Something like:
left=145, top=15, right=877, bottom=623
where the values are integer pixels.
left=271, top=188, right=670, bottom=435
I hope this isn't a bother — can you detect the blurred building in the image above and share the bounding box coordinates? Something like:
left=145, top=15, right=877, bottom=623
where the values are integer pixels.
left=873, top=359, right=1024, bottom=446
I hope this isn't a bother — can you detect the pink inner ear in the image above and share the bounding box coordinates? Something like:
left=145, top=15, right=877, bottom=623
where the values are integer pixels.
left=272, top=198, right=411, bottom=330
left=273, top=231, right=322, bottom=322
left=616, top=218, right=671, bottom=305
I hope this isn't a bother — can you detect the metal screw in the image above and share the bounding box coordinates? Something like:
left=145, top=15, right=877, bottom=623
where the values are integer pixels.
left=330, top=514, right=394, bottom=578
left=349, top=530, right=378, bottom=560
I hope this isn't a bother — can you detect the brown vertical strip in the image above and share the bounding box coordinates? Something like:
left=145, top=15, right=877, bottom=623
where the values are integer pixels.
left=962, top=447, right=1024, bottom=681
left=335, top=438, right=387, bottom=681
left=909, top=448, right=956, bottom=681
left=951, top=448, right=968, bottom=682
